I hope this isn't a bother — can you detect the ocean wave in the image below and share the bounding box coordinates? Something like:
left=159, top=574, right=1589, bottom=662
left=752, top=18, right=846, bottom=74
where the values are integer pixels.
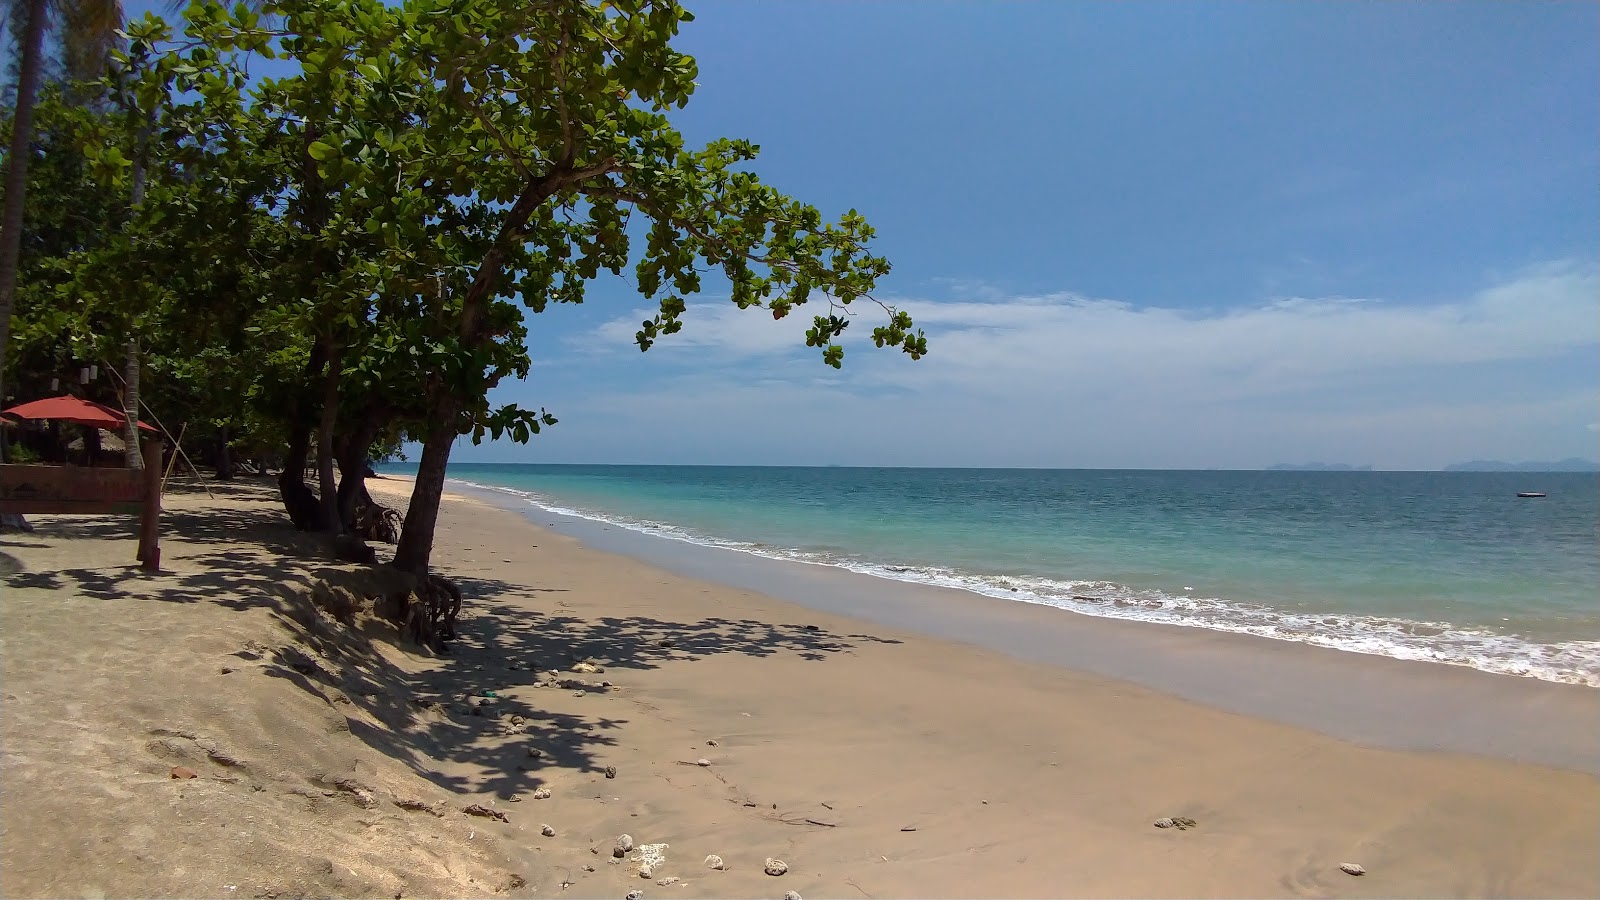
left=447, top=477, right=1600, bottom=688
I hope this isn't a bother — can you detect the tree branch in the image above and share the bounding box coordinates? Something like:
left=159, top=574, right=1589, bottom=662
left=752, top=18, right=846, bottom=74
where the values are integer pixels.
left=464, top=95, right=534, bottom=182
left=580, top=183, right=899, bottom=323
left=459, top=158, right=619, bottom=335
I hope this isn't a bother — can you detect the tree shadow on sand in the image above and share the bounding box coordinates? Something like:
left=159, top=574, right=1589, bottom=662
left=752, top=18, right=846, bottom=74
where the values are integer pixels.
left=3, top=476, right=902, bottom=804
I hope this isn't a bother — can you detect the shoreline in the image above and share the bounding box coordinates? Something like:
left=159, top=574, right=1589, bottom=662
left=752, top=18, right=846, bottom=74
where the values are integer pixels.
left=373, top=474, right=1599, bottom=897
left=422, top=464, right=1600, bottom=682
left=430, top=470, right=1598, bottom=691
left=7, top=476, right=1597, bottom=898
left=418, top=473, right=1600, bottom=774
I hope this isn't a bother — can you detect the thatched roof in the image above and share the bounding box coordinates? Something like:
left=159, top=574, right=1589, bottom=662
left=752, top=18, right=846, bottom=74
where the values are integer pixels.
left=65, top=429, right=129, bottom=452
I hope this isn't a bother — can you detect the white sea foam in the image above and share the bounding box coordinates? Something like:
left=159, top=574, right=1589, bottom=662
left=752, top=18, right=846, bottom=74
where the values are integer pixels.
left=448, top=477, right=1600, bottom=688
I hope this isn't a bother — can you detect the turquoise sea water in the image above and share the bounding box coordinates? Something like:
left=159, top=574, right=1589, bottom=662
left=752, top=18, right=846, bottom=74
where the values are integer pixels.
left=402, top=464, right=1600, bottom=686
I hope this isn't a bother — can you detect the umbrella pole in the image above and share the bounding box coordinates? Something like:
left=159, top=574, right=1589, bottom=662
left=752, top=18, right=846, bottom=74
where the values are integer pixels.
left=162, top=423, right=186, bottom=492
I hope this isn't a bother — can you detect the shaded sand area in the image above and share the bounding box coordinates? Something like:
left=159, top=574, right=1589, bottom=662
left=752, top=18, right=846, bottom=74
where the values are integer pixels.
left=3, top=477, right=1598, bottom=898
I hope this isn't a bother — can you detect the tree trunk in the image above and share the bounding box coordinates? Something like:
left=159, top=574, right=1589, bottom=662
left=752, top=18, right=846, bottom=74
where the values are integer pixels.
left=215, top=424, right=234, bottom=479
left=392, top=398, right=459, bottom=576
left=277, top=420, right=319, bottom=529
left=0, top=0, right=49, bottom=453
left=280, top=422, right=311, bottom=492
left=315, top=346, right=342, bottom=532
left=336, top=417, right=379, bottom=529
left=276, top=337, right=330, bottom=527
left=387, top=165, right=595, bottom=574
left=122, top=338, right=143, bottom=469
left=120, top=109, right=153, bottom=471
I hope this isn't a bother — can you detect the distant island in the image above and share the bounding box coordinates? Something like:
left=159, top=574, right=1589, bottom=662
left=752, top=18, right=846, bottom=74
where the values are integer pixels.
left=1443, top=458, right=1600, bottom=473
left=1267, top=462, right=1375, bottom=471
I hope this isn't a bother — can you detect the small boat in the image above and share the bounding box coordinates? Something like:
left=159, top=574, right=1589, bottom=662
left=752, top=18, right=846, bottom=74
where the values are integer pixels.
left=1516, top=491, right=1547, bottom=498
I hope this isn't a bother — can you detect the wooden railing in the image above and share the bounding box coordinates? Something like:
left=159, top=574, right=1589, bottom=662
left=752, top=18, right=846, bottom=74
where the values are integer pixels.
left=0, top=439, right=165, bottom=570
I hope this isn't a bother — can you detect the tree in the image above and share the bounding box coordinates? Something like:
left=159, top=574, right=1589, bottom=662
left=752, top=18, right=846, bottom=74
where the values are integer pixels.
left=20, top=0, right=927, bottom=595
left=9, top=14, right=286, bottom=480
left=1, top=87, right=128, bottom=403
left=253, top=0, right=926, bottom=575
left=1, top=0, right=127, bottom=441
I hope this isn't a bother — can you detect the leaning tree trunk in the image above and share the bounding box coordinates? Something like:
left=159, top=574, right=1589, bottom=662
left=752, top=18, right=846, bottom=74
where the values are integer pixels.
left=392, top=397, right=459, bottom=576
left=0, top=0, right=49, bottom=462
left=122, top=338, right=143, bottom=470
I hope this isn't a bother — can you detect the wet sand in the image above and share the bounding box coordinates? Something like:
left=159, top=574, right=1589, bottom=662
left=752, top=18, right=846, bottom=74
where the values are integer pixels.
left=515, top=496, right=1599, bottom=773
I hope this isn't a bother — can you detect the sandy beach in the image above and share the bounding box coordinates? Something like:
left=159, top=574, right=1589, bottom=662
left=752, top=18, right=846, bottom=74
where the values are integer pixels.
left=2, top=476, right=1597, bottom=899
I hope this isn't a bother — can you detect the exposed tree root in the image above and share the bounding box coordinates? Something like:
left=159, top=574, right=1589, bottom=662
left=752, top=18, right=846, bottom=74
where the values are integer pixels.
left=388, top=573, right=462, bottom=652
left=352, top=502, right=403, bottom=544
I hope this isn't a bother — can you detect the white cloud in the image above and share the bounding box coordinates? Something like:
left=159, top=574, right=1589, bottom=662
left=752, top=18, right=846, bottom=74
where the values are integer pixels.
left=585, top=260, right=1596, bottom=385
left=512, top=261, right=1600, bottom=469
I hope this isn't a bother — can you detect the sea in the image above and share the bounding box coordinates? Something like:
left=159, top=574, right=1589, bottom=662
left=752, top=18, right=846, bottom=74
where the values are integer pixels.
left=395, top=464, right=1600, bottom=688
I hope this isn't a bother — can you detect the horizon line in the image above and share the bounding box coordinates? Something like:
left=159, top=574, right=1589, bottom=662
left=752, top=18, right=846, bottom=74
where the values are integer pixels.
left=377, top=461, right=1600, bottom=473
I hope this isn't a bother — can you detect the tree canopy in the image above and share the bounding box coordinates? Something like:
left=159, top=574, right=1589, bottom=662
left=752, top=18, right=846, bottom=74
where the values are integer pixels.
left=4, top=0, right=925, bottom=597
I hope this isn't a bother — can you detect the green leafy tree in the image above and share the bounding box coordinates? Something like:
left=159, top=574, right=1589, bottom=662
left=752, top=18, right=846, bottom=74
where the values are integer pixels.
left=27, top=0, right=927, bottom=587
left=1, top=0, right=127, bottom=442
left=244, top=0, right=926, bottom=574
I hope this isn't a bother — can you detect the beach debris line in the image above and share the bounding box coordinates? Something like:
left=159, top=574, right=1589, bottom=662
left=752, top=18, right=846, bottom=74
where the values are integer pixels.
left=1153, top=816, right=1197, bottom=830
left=764, top=858, right=790, bottom=876
left=777, top=813, right=838, bottom=828
left=464, top=804, right=509, bottom=822
left=322, top=776, right=379, bottom=809
left=1339, top=862, right=1367, bottom=876
left=393, top=797, right=443, bottom=816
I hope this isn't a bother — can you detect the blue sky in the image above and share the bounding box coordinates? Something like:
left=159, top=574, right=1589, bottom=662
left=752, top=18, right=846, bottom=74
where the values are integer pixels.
left=133, top=1, right=1600, bottom=468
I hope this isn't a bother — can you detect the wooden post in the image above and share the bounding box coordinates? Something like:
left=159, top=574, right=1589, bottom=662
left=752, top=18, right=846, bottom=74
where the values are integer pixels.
left=137, top=437, right=162, bottom=571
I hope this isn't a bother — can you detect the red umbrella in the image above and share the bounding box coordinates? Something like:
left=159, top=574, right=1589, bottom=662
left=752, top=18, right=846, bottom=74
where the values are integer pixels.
left=1, top=395, right=157, bottom=432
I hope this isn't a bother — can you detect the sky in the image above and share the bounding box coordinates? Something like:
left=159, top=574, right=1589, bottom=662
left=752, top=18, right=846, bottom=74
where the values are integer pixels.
left=134, top=1, right=1600, bottom=468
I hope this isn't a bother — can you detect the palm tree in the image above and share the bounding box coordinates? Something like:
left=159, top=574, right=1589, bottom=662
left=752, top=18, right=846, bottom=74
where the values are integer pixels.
left=1, top=0, right=125, bottom=461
